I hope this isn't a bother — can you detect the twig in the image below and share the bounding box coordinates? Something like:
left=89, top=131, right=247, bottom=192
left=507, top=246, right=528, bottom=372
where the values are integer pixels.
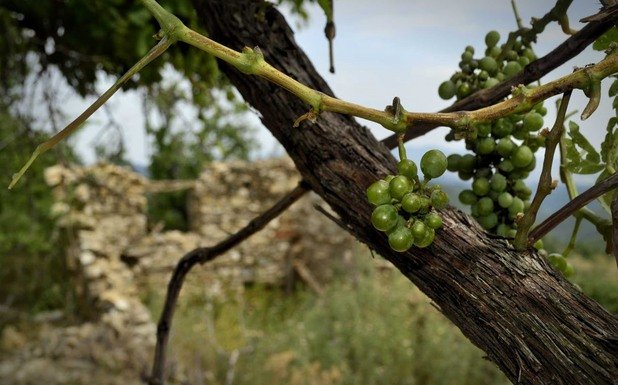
left=612, top=194, right=618, bottom=266
left=147, top=182, right=309, bottom=385
left=514, top=91, right=572, bottom=249
left=510, top=0, right=524, bottom=30
left=562, top=216, right=582, bottom=257
left=529, top=172, right=618, bottom=244
left=381, top=9, right=616, bottom=149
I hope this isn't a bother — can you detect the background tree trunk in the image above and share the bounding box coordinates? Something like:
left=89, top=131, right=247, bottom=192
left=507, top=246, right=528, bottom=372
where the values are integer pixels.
left=192, top=1, right=618, bottom=383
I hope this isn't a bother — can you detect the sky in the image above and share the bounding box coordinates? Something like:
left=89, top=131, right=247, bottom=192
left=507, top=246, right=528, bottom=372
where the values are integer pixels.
left=68, top=0, right=613, bottom=177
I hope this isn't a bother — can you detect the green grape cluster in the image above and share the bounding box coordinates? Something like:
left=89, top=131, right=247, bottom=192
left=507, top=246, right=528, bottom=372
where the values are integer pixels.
left=366, top=150, right=449, bottom=252
left=438, top=30, right=547, bottom=237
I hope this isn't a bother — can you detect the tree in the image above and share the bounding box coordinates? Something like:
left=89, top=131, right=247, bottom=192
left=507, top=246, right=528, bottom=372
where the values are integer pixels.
left=5, top=1, right=618, bottom=384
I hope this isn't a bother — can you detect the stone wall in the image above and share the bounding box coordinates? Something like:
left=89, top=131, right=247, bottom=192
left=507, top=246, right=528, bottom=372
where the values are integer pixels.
left=0, top=158, right=360, bottom=384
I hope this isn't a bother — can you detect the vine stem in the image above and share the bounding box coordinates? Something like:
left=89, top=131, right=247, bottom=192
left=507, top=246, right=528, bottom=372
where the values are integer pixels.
left=7, top=36, right=173, bottom=189
left=529, top=172, right=618, bottom=244
left=513, top=92, right=572, bottom=249
left=148, top=183, right=309, bottom=385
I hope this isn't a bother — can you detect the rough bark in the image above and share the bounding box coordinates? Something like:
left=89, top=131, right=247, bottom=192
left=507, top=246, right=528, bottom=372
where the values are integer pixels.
left=192, top=1, right=618, bottom=384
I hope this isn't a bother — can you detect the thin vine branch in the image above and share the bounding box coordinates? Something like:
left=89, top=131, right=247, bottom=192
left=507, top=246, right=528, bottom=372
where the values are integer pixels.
left=529, top=172, right=618, bottom=243
left=148, top=182, right=309, bottom=385
left=381, top=7, right=617, bottom=149
left=7, top=35, right=173, bottom=189
left=514, top=91, right=572, bottom=249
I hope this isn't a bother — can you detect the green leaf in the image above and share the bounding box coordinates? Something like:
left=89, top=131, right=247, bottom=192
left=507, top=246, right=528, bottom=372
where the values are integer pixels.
left=593, top=27, right=618, bottom=51
left=600, top=117, right=617, bottom=170
left=317, top=0, right=333, bottom=20
left=565, top=121, right=604, bottom=174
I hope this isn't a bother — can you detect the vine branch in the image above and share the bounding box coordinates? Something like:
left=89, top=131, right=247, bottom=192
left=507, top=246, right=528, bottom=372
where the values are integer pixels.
left=148, top=182, right=309, bottom=384
left=529, top=172, right=618, bottom=244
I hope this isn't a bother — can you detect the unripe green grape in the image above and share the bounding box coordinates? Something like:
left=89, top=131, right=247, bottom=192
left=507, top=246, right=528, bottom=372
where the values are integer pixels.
left=533, top=239, right=544, bottom=250
left=425, top=212, right=443, bottom=229
left=522, top=48, right=536, bottom=61
left=459, top=189, right=478, bottom=205
left=438, top=80, right=457, bottom=100
left=496, top=138, right=515, bottom=156
left=513, top=180, right=528, bottom=194
left=535, top=104, right=548, bottom=116
left=421, top=150, right=448, bottom=179
left=548, top=253, right=567, bottom=272
left=498, top=159, right=514, bottom=173
left=371, top=204, right=399, bottom=232
left=386, top=215, right=407, bottom=235
left=496, top=72, right=506, bottom=82
left=513, top=39, right=523, bottom=51
left=512, top=125, right=529, bottom=140
left=457, top=82, right=472, bottom=98
left=509, top=170, right=529, bottom=180
left=431, top=189, right=449, bottom=209
left=563, top=262, right=575, bottom=278
left=516, top=186, right=532, bottom=200
left=461, top=51, right=473, bottom=63
left=508, top=114, right=523, bottom=123
left=485, top=30, right=500, bottom=47
left=483, top=77, right=500, bottom=89
left=472, top=177, right=490, bottom=196
left=508, top=197, right=525, bottom=217
left=465, top=45, right=475, bottom=54
left=470, top=203, right=480, bottom=217
left=503, top=61, right=522, bottom=78
left=384, top=174, right=396, bottom=183
left=522, top=156, right=536, bottom=172
left=397, top=159, right=418, bottom=180
left=518, top=56, right=530, bottom=67
left=488, top=190, right=500, bottom=201
left=498, top=192, right=514, bottom=208
left=476, top=137, right=496, bottom=155
left=402, top=193, right=422, bottom=213
left=415, top=228, right=435, bottom=248
left=477, top=213, right=498, bottom=230
left=479, top=56, right=498, bottom=74
left=523, top=112, right=544, bottom=132
left=475, top=167, right=492, bottom=179
left=496, top=223, right=511, bottom=237
left=446, top=154, right=462, bottom=172
left=476, top=197, right=494, bottom=216
left=511, top=145, right=534, bottom=168
left=506, top=228, right=517, bottom=238
left=490, top=173, right=507, bottom=192
left=505, top=50, right=518, bottom=61
left=388, top=226, right=414, bottom=252
left=492, top=118, right=513, bottom=138
left=389, top=175, right=413, bottom=201
left=459, top=154, right=476, bottom=172
left=418, top=196, right=432, bottom=214
left=478, top=70, right=489, bottom=81
left=527, top=136, right=546, bottom=152
left=476, top=123, right=492, bottom=137
left=366, top=180, right=391, bottom=206
left=411, top=220, right=428, bottom=242
left=458, top=170, right=473, bottom=180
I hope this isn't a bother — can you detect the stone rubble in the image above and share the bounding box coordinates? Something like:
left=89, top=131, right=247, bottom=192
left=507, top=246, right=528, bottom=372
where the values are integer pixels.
left=0, top=158, right=361, bottom=384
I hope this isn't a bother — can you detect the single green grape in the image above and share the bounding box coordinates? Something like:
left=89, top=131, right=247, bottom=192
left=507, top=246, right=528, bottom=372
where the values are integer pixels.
left=548, top=253, right=567, bottom=272
left=508, top=197, right=525, bottom=218
left=447, top=154, right=462, bottom=172
left=421, top=150, right=448, bottom=179
left=523, top=112, right=544, bottom=132
left=371, top=204, right=399, bottom=232
left=498, top=192, right=514, bottom=208
left=418, top=196, right=432, bottom=214
left=490, top=173, right=507, bottom=192
left=476, top=197, right=494, bottom=216
left=563, top=262, right=575, bottom=278
left=479, top=56, right=498, bottom=74
left=411, top=220, right=427, bottom=242
left=533, top=239, right=544, bottom=250
left=503, top=61, right=522, bottom=78
left=498, top=159, right=514, bottom=173
left=459, top=189, right=478, bottom=205
left=485, top=30, right=500, bottom=47
left=402, top=193, right=422, bottom=213
left=459, top=154, right=476, bottom=172
left=476, top=137, right=495, bottom=155
left=438, top=80, right=456, bottom=100
left=397, top=159, right=419, bottom=181
left=477, top=213, right=498, bottom=230
left=388, top=226, right=414, bottom=252
left=457, top=82, right=472, bottom=98
left=415, top=228, right=435, bottom=248
left=389, top=175, right=413, bottom=201
left=472, top=177, right=490, bottom=196
left=496, top=138, right=515, bottom=156
left=366, top=180, right=391, bottom=206
left=492, top=119, right=513, bottom=138
left=461, top=51, right=473, bottom=63
left=425, top=212, right=443, bottom=229
left=511, top=145, right=534, bottom=168
left=431, top=189, right=449, bottom=209
left=483, top=77, right=500, bottom=89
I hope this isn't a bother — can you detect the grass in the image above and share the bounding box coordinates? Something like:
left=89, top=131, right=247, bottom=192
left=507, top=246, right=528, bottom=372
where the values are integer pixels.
left=144, top=256, right=512, bottom=385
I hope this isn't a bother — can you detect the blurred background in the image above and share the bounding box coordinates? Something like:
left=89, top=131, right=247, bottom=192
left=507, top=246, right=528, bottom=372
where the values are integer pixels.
left=0, top=0, right=615, bottom=384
